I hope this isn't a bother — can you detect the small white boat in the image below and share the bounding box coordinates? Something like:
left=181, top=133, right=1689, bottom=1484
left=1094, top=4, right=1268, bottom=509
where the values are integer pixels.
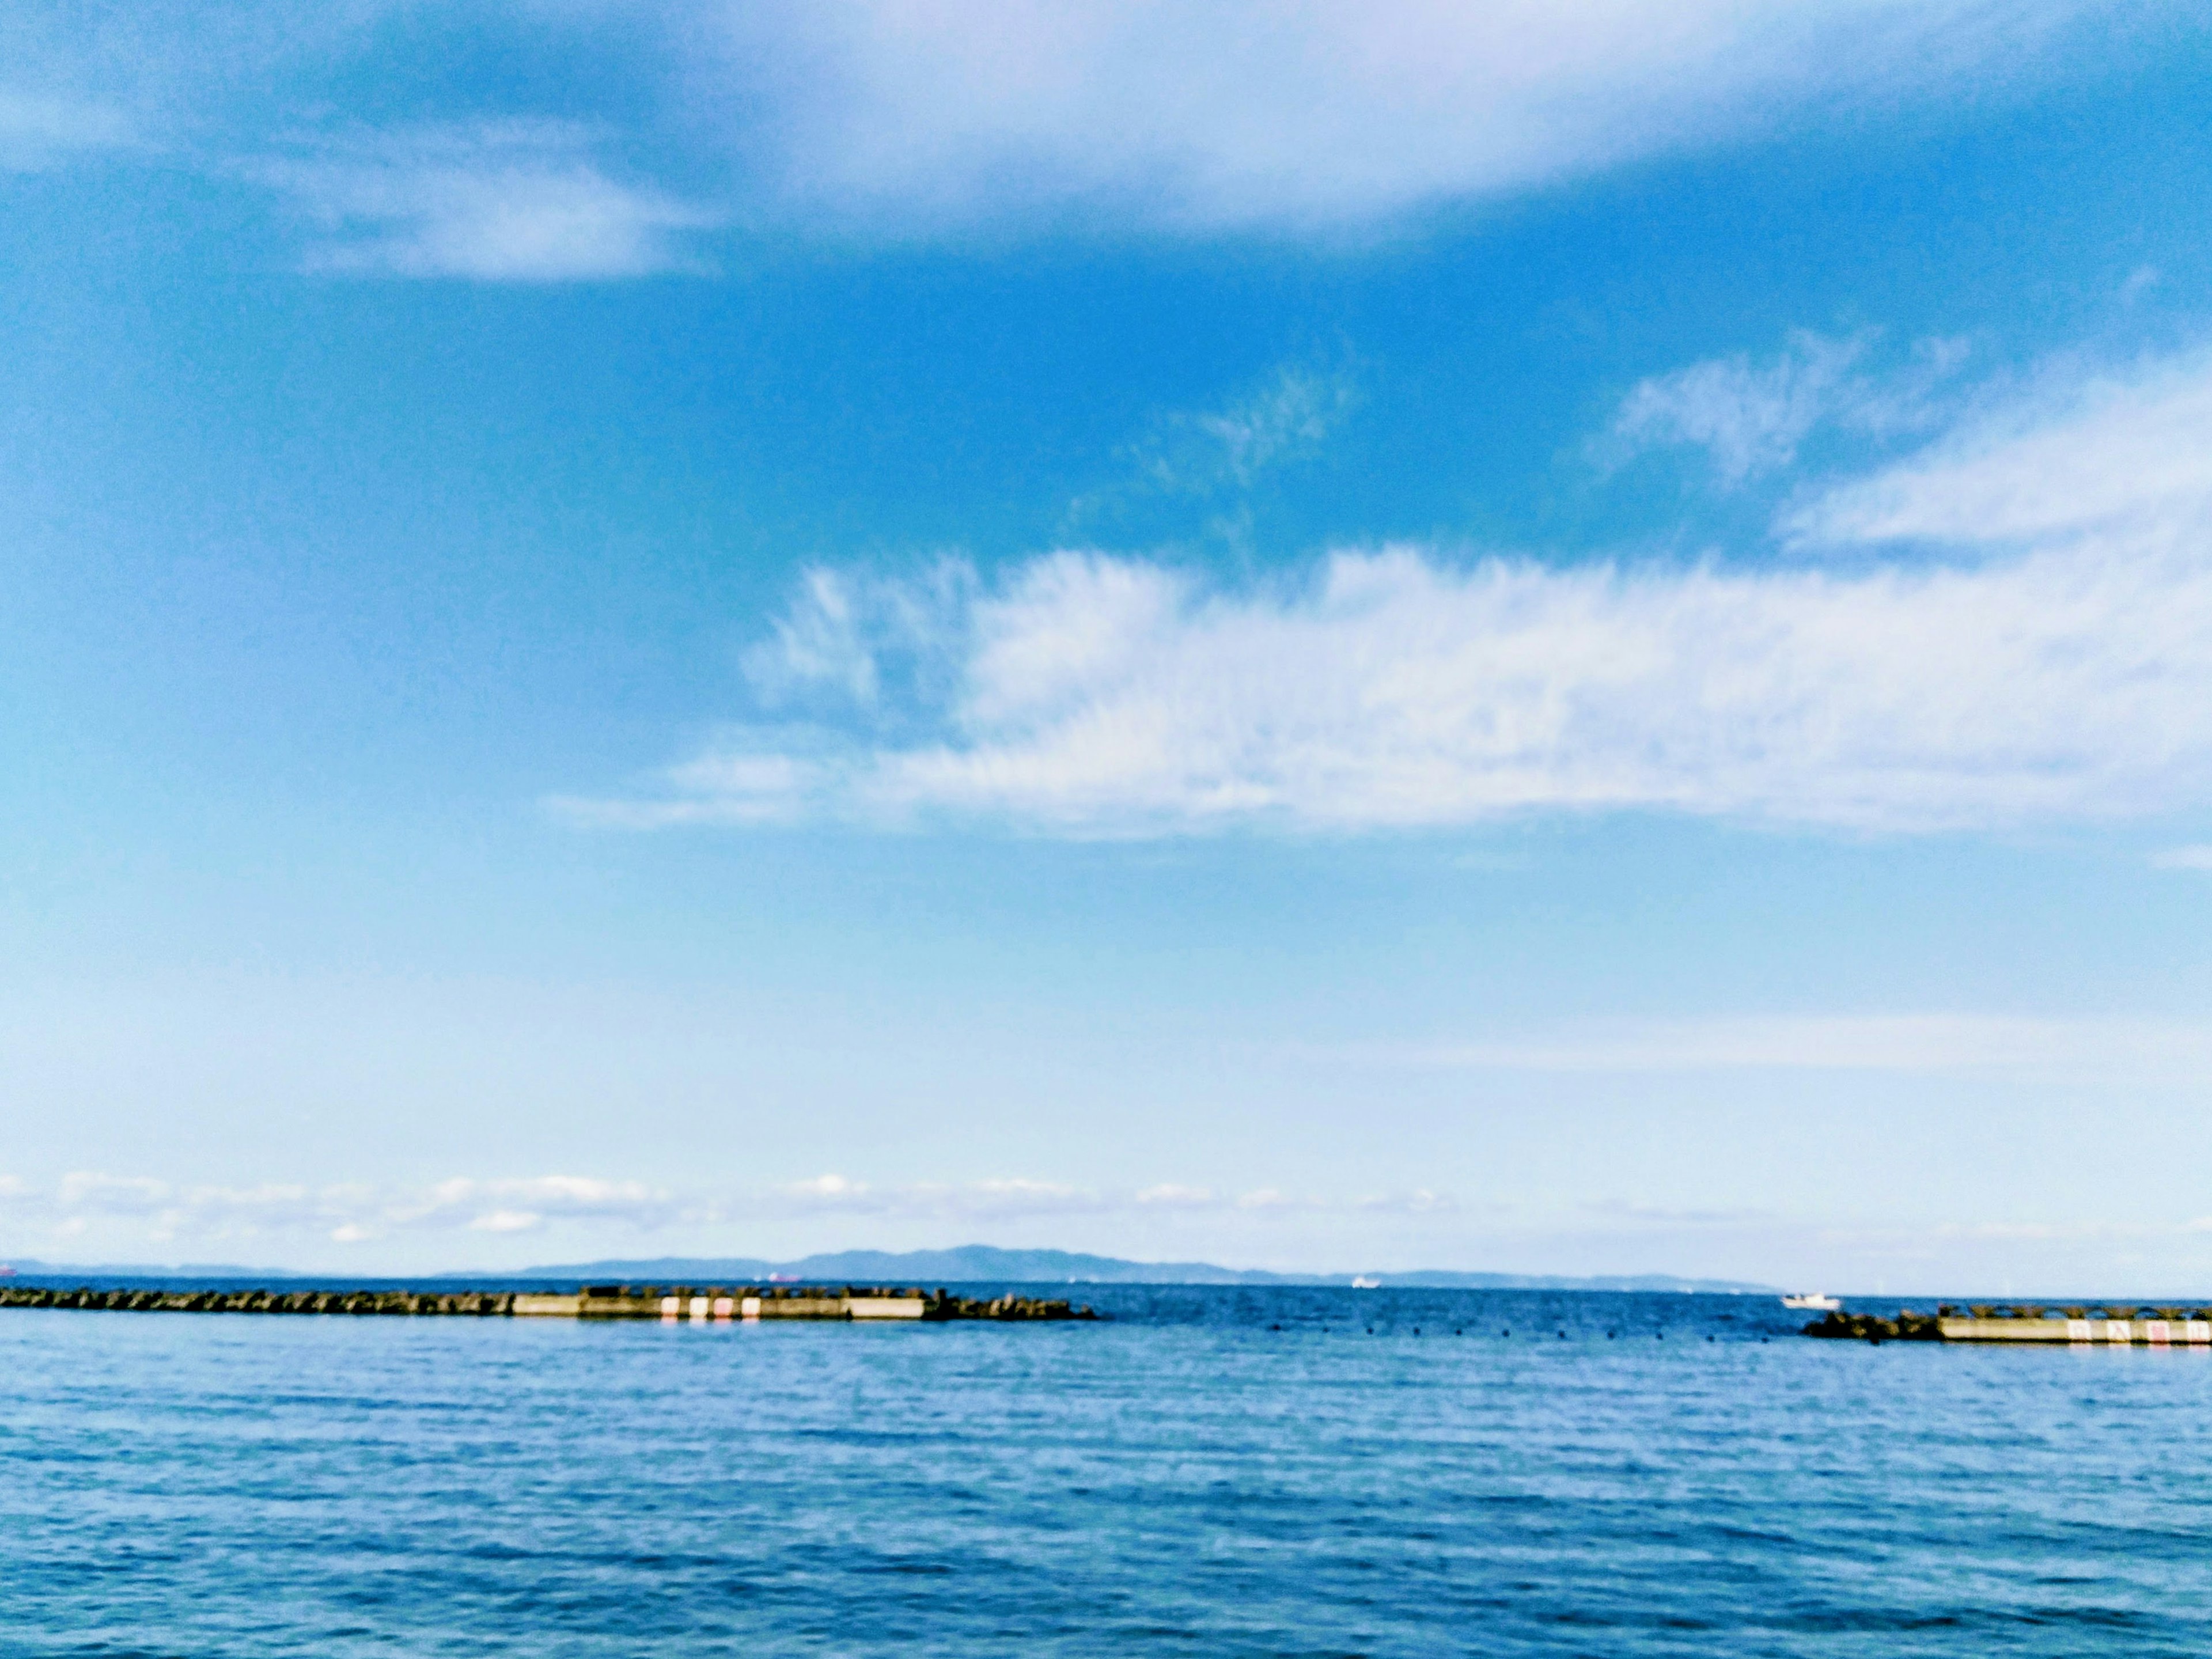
left=1781, top=1292, right=1840, bottom=1311
left=1351, top=1275, right=1381, bottom=1290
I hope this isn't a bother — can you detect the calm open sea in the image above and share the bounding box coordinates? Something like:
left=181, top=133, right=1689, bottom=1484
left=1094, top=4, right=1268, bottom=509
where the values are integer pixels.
left=3, top=1281, right=2209, bottom=1656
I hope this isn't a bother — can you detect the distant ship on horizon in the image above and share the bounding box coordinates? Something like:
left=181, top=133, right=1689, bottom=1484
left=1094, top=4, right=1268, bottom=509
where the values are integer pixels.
left=1781, top=1292, right=1840, bottom=1311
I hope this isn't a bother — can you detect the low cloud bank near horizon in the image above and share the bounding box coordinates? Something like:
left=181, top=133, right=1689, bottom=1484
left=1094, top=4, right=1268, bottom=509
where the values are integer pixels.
left=11, top=1169, right=2212, bottom=1297
left=1319, top=1014, right=2212, bottom=1082
left=0, top=1169, right=1462, bottom=1254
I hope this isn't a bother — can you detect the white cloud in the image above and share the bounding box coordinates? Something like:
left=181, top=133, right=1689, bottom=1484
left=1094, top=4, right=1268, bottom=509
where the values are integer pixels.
left=1123, top=363, right=1359, bottom=496
left=1, top=1171, right=675, bottom=1247
left=0, top=90, right=132, bottom=169
left=2153, top=845, right=2212, bottom=872
left=0, top=1169, right=1455, bottom=1255
left=569, top=523, right=2212, bottom=836
left=1188, top=366, right=1355, bottom=485
left=468, top=1210, right=543, bottom=1233
left=259, top=122, right=721, bottom=281
left=564, top=340, right=2212, bottom=837
left=1323, top=1015, right=2212, bottom=1079
left=0, top=4, right=2154, bottom=247
left=16, top=1163, right=2212, bottom=1289
left=1060, top=361, right=1365, bottom=544
left=1607, top=331, right=1973, bottom=486
left=1786, top=346, right=2212, bottom=546
left=738, top=560, right=978, bottom=709
left=1611, top=331, right=1875, bottom=484
left=784, top=1173, right=868, bottom=1202
left=697, top=1, right=2108, bottom=233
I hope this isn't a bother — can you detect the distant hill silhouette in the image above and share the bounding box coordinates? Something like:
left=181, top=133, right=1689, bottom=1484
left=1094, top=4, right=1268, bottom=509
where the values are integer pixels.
left=0, top=1244, right=1773, bottom=1293
left=509, top=1244, right=1774, bottom=1293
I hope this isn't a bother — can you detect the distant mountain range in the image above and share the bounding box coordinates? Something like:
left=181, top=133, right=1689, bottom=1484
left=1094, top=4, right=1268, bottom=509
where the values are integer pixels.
left=508, top=1244, right=1775, bottom=1294
left=0, top=1243, right=1773, bottom=1293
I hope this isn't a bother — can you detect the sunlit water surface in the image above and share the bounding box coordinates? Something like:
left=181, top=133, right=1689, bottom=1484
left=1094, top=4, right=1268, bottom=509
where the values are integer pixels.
left=4, top=1283, right=2209, bottom=1656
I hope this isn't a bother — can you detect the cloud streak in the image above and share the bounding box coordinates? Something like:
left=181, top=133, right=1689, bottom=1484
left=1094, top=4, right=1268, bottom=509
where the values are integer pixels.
left=1607, top=331, right=1969, bottom=485
left=1316, top=1015, right=2212, bottom=1081
left=1785, top=345, right=2212, bottom=546
left=9, top=3, right=2168, bottom=249
left=0, top=90, right=133, bottom=169
left=2, top=1173, right=671, bottom=1247
left=563, top=537, right=2212, bottom=836
left=0, top=1171, right=1457, bottom=1253
left=1128, top=363, right=1359, bottom=494
left=700, top=1, right=2118, bottom=234
left=258, top=122, right=721, bottom=281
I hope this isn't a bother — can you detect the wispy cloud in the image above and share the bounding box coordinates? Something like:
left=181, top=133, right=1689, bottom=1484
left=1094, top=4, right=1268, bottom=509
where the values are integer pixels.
left=738, top=561, right=977, bottom=712
left=2, top=3, right=2162, bottom=255
left=1127, top=363, right=1358, bottom=495
left=560, top=541, right=2212, bottom=836
left=1611, top=331, right=1872, bottom=484
left=1061, top=362, right=1361, bottom=543
left=703, top=2, right=2116, bottom=234
left=256, top=122, right=721, bottom=281
left=2152, top=845, right=2212, bottom=872
left=0, top=1169, right=1457, bottom=1252
left=1785, top=345, right=2212, bottom=546
left=1314, top=1016, right=2212, bottom=1080
left=1607, top=331, right=1968, bottom=486
left=3, top=1172, right=673, bottom=1247
left=0, top=90, right=132, bottom=169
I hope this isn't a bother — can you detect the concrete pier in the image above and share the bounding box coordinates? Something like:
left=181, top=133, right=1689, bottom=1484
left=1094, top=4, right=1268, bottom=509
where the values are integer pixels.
left=0, top=1283, right=1097, bottom=1321
left=1805, top=1303, right=2212, bottom=1344
left=1938, top=1306, right=2212, bottom=1344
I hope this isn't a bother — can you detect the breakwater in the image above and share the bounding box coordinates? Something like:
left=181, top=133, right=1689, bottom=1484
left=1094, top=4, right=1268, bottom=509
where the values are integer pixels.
left=0, top=1283, right=1096, bottom=1321
left=1805, top=1303, right=2212, bottom=1344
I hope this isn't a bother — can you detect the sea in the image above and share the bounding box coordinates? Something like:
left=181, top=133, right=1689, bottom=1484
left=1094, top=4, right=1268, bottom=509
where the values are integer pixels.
left=4, top=1279, right=2209, bottom=1656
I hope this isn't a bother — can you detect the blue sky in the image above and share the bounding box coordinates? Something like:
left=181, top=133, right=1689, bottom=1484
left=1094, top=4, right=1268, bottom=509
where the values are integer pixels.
left=6, top=2, right=2212, bottom=1290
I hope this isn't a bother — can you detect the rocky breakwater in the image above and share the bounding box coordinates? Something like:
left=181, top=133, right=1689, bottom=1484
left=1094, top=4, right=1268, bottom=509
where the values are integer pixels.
left=0, top=1286, right=514, bottom=1315
left=0, top=1282, right=1099, bottom=1322
left=1801, top=1307, right=1944, bottom=1343
left=950, top=1290, right=1097, bottom=1321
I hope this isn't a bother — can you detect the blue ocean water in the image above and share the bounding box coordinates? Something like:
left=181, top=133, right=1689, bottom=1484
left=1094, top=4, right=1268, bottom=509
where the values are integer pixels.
left=3, top=1282, right=2209, bottom=1656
